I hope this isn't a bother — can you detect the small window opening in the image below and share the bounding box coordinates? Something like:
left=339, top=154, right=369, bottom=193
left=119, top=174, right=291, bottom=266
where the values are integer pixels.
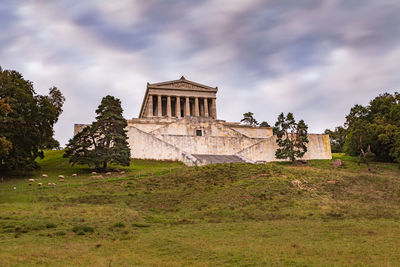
left=196, top=130, right=202, bottom=136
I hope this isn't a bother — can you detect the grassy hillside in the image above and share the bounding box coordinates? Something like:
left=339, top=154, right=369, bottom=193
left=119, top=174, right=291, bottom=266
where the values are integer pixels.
left=1, top=151, right=400, bottom=266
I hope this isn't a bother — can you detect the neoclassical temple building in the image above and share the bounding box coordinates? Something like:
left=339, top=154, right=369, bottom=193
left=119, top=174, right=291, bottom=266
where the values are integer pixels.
left=75, top=77, right=332, bottom=165
left=138, top=76, right=218, bottom=119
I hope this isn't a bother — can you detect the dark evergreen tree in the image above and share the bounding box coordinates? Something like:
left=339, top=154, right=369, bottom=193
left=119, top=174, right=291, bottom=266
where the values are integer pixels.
left=0, top=67, right=65, bottom=170
left=64, top=95, right=130, bottom=171
left=273, top=112, right=309, bottom=163
left=260, top=121, right=270, bottom=127
left=241, top=112, right=259, bottom=126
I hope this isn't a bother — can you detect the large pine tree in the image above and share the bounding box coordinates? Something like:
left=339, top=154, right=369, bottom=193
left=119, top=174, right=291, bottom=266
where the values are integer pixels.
left=273, top=112, right=309, bottom=163
left=64, top=95, right=130, bottom=171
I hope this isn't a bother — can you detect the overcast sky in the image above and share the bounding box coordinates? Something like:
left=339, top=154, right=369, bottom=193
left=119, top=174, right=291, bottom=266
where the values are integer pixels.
left=1, top=0, right=400, bottom=146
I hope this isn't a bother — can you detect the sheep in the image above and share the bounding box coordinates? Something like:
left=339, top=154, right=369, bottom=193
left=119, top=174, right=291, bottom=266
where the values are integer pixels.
left=91, top=172, right=97, bottom=175
left=38, top=183, right=42, bottom=187
left=13, top=186, right=16, bottom=190
left=120, top=171, right=125, bottom=174
left=52, top=183, right=56, bottom=187
left=58, top=175, right=65, bottom=179
left=42, top=174, right=48, bottom=177
left=59, top=179, right=65, bottom=182
left=28, top=178, right=35, bottom=182
left=72, top=173, right=77, bottom=177
left=105, top=172, right=112, bottom=175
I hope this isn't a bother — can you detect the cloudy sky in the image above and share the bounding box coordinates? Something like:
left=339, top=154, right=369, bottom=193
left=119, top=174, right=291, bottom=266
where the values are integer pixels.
left=1, top=0, right=400, bottom=145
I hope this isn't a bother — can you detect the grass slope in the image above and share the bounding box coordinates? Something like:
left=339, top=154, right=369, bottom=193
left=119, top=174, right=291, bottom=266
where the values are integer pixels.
left=1, top=151, right=400, bottom=266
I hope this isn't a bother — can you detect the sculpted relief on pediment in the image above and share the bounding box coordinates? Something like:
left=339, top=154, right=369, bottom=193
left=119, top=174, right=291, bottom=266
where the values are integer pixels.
left=158, top=82, right=203, bottom=90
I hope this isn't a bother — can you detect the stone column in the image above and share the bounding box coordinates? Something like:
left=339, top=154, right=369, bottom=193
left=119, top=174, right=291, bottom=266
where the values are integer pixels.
left=147, top=94, right=153, bottom=117
left=167, top=96, right=172, bottom=117
left=185, top=97, right=190, bottom=117
left=194, top=97, right=199, bottom=116
left=157, top=95, right=162, bottom=117
left=176, top=96, right=181, bottom=118
left=204, top=98, right=209, bottom=117
left=211, top=98, right=217, bottom=119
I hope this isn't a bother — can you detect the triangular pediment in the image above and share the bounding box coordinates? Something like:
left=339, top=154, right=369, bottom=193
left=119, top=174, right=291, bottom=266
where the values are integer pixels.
left=148, top=77, right=217, bottom=92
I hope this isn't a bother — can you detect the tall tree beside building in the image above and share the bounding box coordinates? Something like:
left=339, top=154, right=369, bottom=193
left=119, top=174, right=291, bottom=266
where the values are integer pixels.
left=273, top=112, right=309, bottom=163
left=0, top=67, right=65, bottom=170
left=64, top=95, right=130, bottom=171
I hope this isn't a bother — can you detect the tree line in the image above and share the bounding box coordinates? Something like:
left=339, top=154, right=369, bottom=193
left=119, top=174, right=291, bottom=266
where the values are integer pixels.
left=325, top=92, right=400, bottom=164
left=241, top=91, right=400, bottom=166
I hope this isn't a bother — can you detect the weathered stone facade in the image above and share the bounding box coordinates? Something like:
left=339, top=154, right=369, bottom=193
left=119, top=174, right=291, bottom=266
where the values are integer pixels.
left=75, top=77, right=332, bottom=165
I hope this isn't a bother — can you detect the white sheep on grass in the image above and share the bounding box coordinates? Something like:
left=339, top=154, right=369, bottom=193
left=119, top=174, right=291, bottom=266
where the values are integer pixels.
left=58, top=175, right=65, bottom=179
left=72, top=173, right=77, bottom=177
left=38, top=183, right=42, bottom=187
left=42, top=174, right=48, bottom=177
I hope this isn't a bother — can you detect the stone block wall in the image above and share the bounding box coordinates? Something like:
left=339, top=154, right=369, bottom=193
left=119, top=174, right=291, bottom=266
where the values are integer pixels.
left=237, top=134, right=332, bottom=162
left=127, top=126, right=184, bottom=161
left=228, top=125, right=273, bottom=138
left=160, top=135, right=262, bottom=155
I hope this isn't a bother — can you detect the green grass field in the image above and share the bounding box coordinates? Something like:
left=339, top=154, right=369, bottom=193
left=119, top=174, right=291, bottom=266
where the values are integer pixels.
left=1, top=151, right=400, bottom=266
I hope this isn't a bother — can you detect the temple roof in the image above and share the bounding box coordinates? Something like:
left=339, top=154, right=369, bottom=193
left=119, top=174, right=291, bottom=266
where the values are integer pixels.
left=147, top=76, right=218, bottom=92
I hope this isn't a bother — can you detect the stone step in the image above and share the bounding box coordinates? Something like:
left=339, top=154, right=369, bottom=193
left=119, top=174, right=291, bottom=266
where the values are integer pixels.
left=191, top=154, right=246, bottom=165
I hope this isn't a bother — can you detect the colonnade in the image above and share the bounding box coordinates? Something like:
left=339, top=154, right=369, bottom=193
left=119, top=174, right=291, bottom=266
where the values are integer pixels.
left=146, top=95, right=216, bottom=119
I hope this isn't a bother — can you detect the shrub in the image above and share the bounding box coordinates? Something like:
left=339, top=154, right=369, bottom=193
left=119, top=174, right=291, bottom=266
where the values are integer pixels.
left=46, top=223, right=57, bottom=228
left=132, top=222, right=150, bottom=228
left=77, top=230, right=85, bottom=235
left=113, top=222, right=125, bottom=228
left=54, top=231, right=66, bottom=236
left=72, top=225, right=94, bottom=234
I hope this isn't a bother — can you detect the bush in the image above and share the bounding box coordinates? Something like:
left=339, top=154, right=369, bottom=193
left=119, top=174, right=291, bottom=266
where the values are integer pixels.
left=113, top=222, right=125, bottom=228
left=72, top=225, right=94, bottom=234
left=132, top=222, right=150, bottom=228
left=46, top=223, right=57, bottom=228
left=54, top=231, right=66, bottom=236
